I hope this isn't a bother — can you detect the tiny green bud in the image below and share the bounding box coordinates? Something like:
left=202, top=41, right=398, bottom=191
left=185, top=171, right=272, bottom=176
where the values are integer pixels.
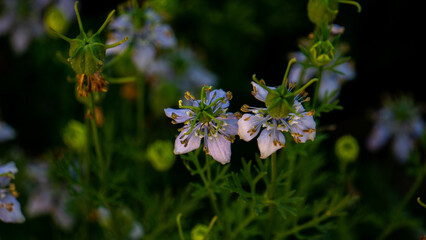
left=308, top=0, right=361, bottom=26
left=62, top=120, right=87, bottom=153
left=146, top=140, right=175, bottom=171
left=307, top=0, right=338, bottom=26
left=310, top=40, right=335, bottom=66
left=44, top=7, right=69, bottom=35
left=190, top=224, right=209, bottom=240
left=335, top=135, right=359, bottom=163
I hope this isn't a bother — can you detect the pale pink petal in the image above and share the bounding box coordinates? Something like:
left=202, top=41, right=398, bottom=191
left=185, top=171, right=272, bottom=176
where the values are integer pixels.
left=257, top=128, right=285, bottom=159
left=206, top=134, right=231, bottom=164
left=174, top=126, right=202, bottom=155
left=238, top=114, right=264, bottom=142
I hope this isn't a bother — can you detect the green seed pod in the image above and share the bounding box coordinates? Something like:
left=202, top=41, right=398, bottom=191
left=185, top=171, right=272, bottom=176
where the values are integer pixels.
left=307, top=0, right=338, bottom=26
left=69, top=35, right=106, bottom=75
left=265, top=88, right=292, bottom=119
left=308, top=0, right=362, bottom=26
left=62, top=120, right=87, bottom=153
left=310, top=40, right=335, bottom=67
left=146, top=140, right=175, bottom=171
left=50, top=1, right=127, bottom=75
left=190, top=224, right=209, bottom=240
left=335, top=135, right=359, bottom=163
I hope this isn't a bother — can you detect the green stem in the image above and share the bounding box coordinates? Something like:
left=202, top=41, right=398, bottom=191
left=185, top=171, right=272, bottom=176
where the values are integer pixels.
left=268, top=152, right=277, bottom=236
left=136, top=74, right=145, bottom=147
left=312, top=67, right=323, bottom=109
left=194, top=155, right=220, bottom=216
left=377, top=166, right=426, bottom=240
left=176, top=213, right=185, bottom=240
left=281, top=58, right=297, bottom=95
left=274, top=211, right=329, bottom=239
left=285, top=155, right=295, bottom=193
left=88, top=93, right=104, bottom=182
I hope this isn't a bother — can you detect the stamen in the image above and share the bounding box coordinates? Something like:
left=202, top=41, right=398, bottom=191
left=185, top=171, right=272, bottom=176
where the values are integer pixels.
left=241, top=104, right=250, bottom=112
left=184, top=91, right=195, bottom=101
left=226, top=91, right=233, bottom=101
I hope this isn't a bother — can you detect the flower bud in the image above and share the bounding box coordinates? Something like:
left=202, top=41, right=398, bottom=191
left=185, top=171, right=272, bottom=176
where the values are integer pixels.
left=44, top=7, right=69, bottom=36
left=307, top=0, right=338, bottom=26
left=62, top=120, right=87, bottom=153
left=308, top=0, right=361, bottom=26
left=146, top=140, right=175, bottom=171
left=190, top=224, right=209, bottom=240
left=310, top=40, right=335, bottom=66
left=335, top=135, right=359, bottom=163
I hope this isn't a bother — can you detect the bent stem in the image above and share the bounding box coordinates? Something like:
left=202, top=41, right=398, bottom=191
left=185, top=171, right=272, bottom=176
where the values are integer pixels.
left=377, top=164, right=426, bottom=240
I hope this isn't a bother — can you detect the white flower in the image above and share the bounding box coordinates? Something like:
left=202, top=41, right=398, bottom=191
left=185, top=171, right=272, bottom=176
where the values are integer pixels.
left=0, top=162, right=25, bottom=223
left=238, top=82, right=316, bottom=159
left=367, top=97, right=424, bottom=163
left=165, top=88, right=238, bottom=164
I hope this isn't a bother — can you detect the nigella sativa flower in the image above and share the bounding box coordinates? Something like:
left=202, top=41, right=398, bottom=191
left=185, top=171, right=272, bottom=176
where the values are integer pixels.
left=238, top=59, right=317, bottom=159
left=107, top=6, right=176, bottom=73
left=0, top=161, right=25, bottom=223
left=165, top=87, right=239, bottom=164
left=367, top=96, right=424, bottom=163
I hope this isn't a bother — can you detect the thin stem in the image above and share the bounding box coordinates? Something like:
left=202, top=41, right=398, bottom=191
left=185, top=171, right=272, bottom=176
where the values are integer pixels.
left=312, top=67, right=323, bottom=109
left=287, top=78, right=318, bottom=97
left=105, top=37, right=129, bottom=49
left=74, top=1, right=87, bottom=38
left=338, top=0, right=362, bottom=12
left=136, top=74, right=145, bottom=147
left=106, top=76, right=137, bottom=84
left=49, top=27, right=74, bottom=43
left=268, top=152, right=277, bottom=237
left=194, top=154, right=220, bottom=216
left=92, top=10, right=116, bottom=38
left=377, top=165, right=426, bottom=240
left=281, top=58, right=297, bottom=95
left=285, top=155, right=295, bottom=193
left=176, top=213, right=185, bottom=240
left=88, top=92, right=104, bottom=182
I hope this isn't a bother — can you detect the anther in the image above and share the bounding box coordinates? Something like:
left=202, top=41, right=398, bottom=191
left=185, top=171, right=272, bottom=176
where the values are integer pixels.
left=226, top=91, right=233, bottom=101
left=241, top=104, right=250, bottom=112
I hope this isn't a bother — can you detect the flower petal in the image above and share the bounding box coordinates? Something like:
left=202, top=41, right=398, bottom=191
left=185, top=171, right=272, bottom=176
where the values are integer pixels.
left=238, top=114, right=265, bottom=142
left=206, top=134, right=231, bottom=164
left=0, top=162, right=17, bottom=187
left=367, top=123, right=391, bottom=151
left=257, top=128, right=285, bottom=159
left=132, top=44, right=155, bottom=72
left=251, top=82, right=275, bottom=102
left=206, top=89, right=229, bottom=110
left=164, top=108, right=193, bottom=124
left=0, top=194, right=25, bottom=223
left=218, top=113, right=239, bottom=136
left=392, top=133, right=413, bottom=163
left=174, top=126, right=202, bottom=155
